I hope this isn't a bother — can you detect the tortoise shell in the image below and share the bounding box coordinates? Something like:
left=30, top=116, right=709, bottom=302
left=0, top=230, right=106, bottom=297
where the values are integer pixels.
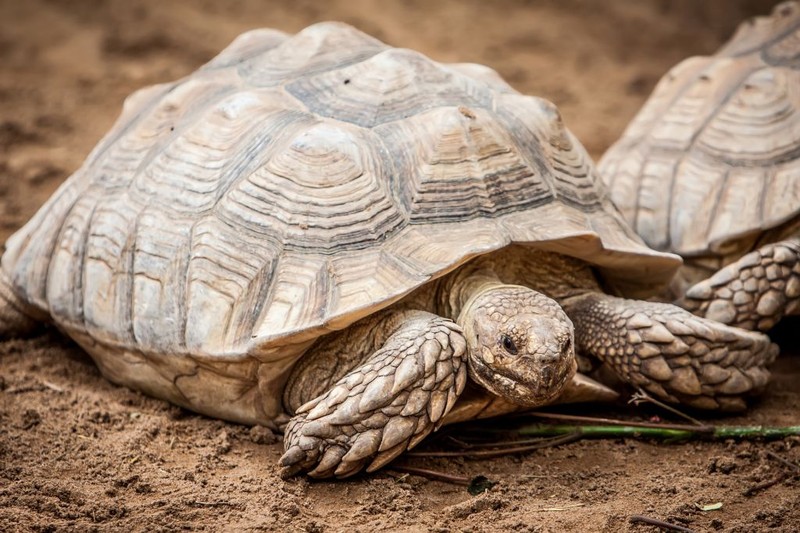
left=1, top=23, right=677, bottom=424
left=599, top=2, right=800, bottom=261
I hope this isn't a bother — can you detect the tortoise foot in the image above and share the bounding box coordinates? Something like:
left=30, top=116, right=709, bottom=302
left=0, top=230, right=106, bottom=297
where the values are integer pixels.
left=678, top=238, right=800, bottom=332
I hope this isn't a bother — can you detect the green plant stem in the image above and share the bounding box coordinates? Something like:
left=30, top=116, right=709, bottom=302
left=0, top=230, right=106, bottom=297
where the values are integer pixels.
left=517, top=424, right=800, bottom=440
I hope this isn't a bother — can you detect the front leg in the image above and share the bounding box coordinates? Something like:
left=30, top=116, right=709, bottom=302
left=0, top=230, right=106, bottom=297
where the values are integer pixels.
left=563, top=293, right=779, bottom=411
left=678, top=238, right=800, bottom=331
left=280, top=310, right=467, bottom=479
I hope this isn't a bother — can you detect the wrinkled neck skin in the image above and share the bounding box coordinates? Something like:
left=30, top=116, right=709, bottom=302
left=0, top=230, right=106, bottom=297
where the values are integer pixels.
left=442, top=257, right=578, bottom=407
left=449, top=266, right=505, bottom=320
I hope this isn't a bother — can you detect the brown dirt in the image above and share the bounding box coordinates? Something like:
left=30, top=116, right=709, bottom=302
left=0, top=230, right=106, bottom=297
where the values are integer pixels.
left=1, top=1, right=798, bottom=531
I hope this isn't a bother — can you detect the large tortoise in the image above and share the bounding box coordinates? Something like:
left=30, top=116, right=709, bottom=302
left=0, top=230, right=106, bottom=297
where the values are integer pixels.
left=0, top=23, right=777, bottom=478
left=600, top=1, right=800, bottom=333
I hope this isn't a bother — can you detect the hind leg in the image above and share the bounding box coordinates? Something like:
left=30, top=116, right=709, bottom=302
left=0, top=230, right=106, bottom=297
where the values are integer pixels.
left=0, top=270, right=43, bottom=338
left=678, top=238, right=800, bottom=331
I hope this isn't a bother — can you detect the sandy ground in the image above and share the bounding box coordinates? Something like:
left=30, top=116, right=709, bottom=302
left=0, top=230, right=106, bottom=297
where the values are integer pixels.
left=1, top=0, right=798, bottom=531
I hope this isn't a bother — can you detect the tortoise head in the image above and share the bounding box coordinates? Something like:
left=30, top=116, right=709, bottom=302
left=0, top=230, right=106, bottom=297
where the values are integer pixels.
left=458, top=285, right=577, bottom=406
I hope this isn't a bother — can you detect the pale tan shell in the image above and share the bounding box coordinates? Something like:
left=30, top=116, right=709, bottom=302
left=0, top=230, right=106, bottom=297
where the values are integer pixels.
left=1, top=23, right=677, bottom=425
left=600, top=2, right=800, bottom=260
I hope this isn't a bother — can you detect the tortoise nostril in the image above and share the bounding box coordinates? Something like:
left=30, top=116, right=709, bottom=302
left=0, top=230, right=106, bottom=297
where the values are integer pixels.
left=538, top=348, right=562, bottom=365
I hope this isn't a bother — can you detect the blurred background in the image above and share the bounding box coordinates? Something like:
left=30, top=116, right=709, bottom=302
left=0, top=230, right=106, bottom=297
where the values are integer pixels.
left=0, top=0, right=784, bottom=243
left=1, top=4, right=796, bottom=531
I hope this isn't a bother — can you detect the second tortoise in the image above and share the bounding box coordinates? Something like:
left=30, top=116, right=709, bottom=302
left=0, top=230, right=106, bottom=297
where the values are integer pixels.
left=600, top=2, right=800, bottom=333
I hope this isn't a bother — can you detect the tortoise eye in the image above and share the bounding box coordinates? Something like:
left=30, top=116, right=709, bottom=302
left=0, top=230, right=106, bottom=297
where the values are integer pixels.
left=501, top=335, right=518, bottom=355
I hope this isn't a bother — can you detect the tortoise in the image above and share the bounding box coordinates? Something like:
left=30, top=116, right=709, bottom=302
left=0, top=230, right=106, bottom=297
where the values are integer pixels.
left=0, top=22, right=777, bottom=478
left=600, top=1, right=800, bottom=333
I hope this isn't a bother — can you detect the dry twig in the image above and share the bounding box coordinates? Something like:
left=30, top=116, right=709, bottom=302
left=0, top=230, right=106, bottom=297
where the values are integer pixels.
left=744, top=475, right=787, bottom=497
left=765, top=450, right=800, bottom=472
left=629, top=514, right=696, bottom=533
left=630, top=389, right=704, bottom=426
left=407, top=432, right=582, bottom=459
left=528, top=411, right=714, bottom=433
left=389, top=465, right=471, bottom=485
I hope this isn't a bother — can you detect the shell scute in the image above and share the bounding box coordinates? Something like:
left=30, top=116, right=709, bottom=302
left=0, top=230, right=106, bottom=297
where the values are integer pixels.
left=375, top=106, right=550, bottom=223
left=286, top=48, right=493, bottom=128
left=239, top=22, right=387, bottom=87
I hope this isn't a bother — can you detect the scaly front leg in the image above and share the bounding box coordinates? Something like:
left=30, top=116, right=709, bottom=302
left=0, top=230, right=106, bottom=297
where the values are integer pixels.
left=563, top=293, right=779, bottom=411
left=280, top=310, right=467, bottom=478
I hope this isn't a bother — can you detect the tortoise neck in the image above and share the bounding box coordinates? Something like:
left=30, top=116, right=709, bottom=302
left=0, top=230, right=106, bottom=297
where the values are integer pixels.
left=445, top=265, right=505, bottom=321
